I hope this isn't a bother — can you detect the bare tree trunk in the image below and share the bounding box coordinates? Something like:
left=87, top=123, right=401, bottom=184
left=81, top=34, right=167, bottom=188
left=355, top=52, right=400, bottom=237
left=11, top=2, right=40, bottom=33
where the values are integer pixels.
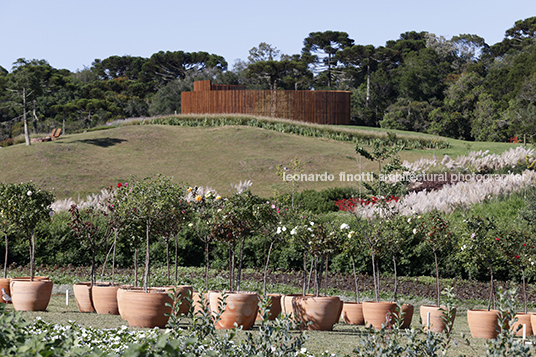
left=371, top=252, right=378, bottom=302
left=393, top=255, right=398, bottom=303
left=302, top=251, right=307, bottom=296
left=23, top=87, right=30, bottom=146
left=263, top=241, right=274, bottom=296
left=324, top=255, right=329, bottom=296
left=166, top=238, right=170, bottom=285
left=32, top=99, right=38, bottom=134
left=134, top=247, right=138, bottom=287
left=3, top=232, right=8, bottom=279
left=174, top=233, right=178, bottom=285
left=351, top=255, right=360, bottom=303
left=143, top=220, right=150, bottom=292
left=434, top=251, right=440, bottom=306
left=111, top=229, right=117, bottom=285
left=204, top=240, right=209, bottom=291
left=236, top=237, right=245, bottom=292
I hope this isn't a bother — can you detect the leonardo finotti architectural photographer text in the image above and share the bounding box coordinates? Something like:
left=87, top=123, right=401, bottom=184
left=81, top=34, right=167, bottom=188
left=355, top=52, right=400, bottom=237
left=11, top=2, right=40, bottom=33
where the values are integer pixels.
left=281, top=172, right=526, bottom=183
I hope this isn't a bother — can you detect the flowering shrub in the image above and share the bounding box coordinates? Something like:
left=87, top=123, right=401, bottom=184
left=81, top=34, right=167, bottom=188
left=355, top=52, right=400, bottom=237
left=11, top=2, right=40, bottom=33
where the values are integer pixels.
left=0, top=182, right=54, bottom=281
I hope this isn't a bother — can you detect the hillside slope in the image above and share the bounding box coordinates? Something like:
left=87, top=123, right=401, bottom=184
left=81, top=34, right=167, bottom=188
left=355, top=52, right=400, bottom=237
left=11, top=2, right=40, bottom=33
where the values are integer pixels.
left=0, top=123, right=520, bottom=200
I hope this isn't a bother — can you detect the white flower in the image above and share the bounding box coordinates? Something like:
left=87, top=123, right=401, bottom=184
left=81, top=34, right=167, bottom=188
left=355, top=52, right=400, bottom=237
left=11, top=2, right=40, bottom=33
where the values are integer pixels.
left=340, top=223, right=350, bottom=230
left=471, top=233, right=476, bottom=239
left=27, top=190, right=32, bottom=196
left=282, top=226, right=287, bottom=232
left=290, top=228, right=297, bottom=235
left=276, top=227, right=282, bottom=234
left=407, top=218, right=411, bottom=223
left=412, top=228, right=417, bottom=235
left=310, top=221, right=314, bottom=226
left=188, top=223, right=194, bottom=228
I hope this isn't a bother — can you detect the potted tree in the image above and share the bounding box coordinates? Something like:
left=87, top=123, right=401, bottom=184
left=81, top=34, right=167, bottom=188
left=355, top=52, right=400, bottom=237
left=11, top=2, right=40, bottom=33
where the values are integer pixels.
left=458, top=215, right=502, bottom=339
left=418, top=210, right=456, bottom=332
left=291, top=218, right=343, bottom=331
left=113, top=175, right=186, bottom=328
left=208, top=190, right=259, bottom=330
left=340, top=226, right=365, bottom=325
left=69, top=204, right=113, bottom=313
left=495, top=226, right=536, bottom=336
left=4, top=182, right=54, bottom=311
left=254, top=199, right=284, bottom=321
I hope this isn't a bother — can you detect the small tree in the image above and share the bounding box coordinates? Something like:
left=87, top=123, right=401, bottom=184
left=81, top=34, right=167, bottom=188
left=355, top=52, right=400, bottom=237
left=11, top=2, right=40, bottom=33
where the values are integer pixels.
left=458, top=215, right=501, bottom=310
left=420, top=210, right=452, bottom=307
left=187, top=186, right=221, bottom=291
left=69, top=204, right=113, bottom=285
left=495, top=226, right=536, bottom=314
left=1, top=182, right=54, bottom=281
left=112, top=175, right=184, bottom=292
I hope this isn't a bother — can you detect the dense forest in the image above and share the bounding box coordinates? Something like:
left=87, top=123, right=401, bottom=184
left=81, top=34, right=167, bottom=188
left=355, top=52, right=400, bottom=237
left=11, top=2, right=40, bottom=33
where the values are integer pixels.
left=1, top=17, right=536, bottom=145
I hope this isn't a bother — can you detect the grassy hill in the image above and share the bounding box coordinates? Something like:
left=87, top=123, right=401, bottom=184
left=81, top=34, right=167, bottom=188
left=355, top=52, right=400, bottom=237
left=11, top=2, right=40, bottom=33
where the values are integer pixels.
left=0, top=117, right=522, bottom=200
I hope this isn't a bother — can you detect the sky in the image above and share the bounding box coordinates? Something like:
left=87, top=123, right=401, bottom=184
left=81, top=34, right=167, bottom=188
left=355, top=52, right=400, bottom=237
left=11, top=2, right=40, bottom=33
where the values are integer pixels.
left=1, top=0, right=535, bottom=73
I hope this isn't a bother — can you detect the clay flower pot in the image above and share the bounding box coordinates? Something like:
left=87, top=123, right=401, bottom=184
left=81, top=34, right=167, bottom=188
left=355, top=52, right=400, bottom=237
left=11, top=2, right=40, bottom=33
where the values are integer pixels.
left=467, top=309, right=501, bottom=339
left=511, top=313, right=533, bottom=336
left=117, top=286, right=143, bottom=320
left=161, top=285, right=193, bottom=315
left=92, top=282, right=120, bottom=315
left=395, top=303, right=414, bottom=329
left=192, top=291, right=210, bottom=315
left=0, top=278, right=11, bottom=304
left=119, top=288, right=172, bottom=328
left=10, top=278, right=53, bottom=311
left=420, top=305, right=456, bottom=332
left=293, top=295, right=342, bottom=331
left=342, top=302, right=364, bottom=325
left=256, top=293, right=282, bottom=321
left=209, top=291, right=259, bottom=330
left=73, top=282, right=94, bottom=313
left=362, top=301, right=397, bottom=330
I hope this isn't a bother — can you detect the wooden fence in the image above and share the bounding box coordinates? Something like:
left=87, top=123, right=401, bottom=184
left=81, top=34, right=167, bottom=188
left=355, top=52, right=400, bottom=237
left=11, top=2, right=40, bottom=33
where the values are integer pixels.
left=182, top=81, right=350, bottom=125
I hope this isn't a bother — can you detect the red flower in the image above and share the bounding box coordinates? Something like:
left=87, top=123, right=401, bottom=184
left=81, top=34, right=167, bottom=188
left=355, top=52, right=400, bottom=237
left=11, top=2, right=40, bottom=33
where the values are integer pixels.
left=515, top=255, right=520, bottom=259
left=495, top=238, right=500, bottom=241
left=117, top=183, right=122, bottom=188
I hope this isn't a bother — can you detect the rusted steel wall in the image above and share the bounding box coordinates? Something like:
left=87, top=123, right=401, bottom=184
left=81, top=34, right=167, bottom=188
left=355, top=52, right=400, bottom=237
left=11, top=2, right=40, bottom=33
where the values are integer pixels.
left=193, top=80, right=246, bottom=91
left=182, top=83, right=350, bottom=125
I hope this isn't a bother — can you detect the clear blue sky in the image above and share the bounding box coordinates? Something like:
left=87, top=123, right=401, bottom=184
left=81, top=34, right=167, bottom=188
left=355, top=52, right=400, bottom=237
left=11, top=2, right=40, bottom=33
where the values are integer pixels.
left=1, top=0, right=535, bottom=72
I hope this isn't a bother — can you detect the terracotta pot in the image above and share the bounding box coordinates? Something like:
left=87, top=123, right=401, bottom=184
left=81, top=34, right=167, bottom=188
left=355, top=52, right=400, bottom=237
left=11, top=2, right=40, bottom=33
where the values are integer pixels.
left=362, top=301, right=397, bottom=330
left=394, top=303, right=414, bottom=329
left=293, top=295, right=341, bottom=331
left=11, top=276, right=49, bottom=281
left=92, top=283, right=120, bottom=315
left=10, top=279, right=53, bottom=311
left=420, top=305, right=456, bottom=332
left=467, top=309, right=501, bottom=339
left=282, top=294, right=314, bottom=318
left=120, top=288, right=172, bottom=328
left=530, top=314, right=536, bottom=336
left=73, top=282, right=94, bottom=313
left=192, top=291, right=215, bottom=315
left=0, top=278, right=11, bottom=304
left=342, top=302, right=364, bottom=325
left=511, top=312, right=533, bottom=336
left=209, top=291, right=259, bottom=330
left=257, top=293, right=282, bottom=321
left=117, top=286, right=143, bottom=320
left=160, top=285, right=193, bottom=315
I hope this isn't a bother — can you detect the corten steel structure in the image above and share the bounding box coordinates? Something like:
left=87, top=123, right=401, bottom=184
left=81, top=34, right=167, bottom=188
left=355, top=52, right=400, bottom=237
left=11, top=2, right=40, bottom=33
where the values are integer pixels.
left=181, top=80, right=351, bottom=125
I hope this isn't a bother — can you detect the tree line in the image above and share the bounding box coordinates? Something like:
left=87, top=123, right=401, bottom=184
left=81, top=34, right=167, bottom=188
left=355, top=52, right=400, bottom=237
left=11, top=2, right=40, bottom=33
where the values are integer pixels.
left=1, top=17, right=536, bottom=145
